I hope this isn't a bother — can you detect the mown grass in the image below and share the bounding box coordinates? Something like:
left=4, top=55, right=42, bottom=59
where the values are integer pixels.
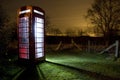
left=38, top=62, right=95, bottom=80
left=0, top=55, right=24, bottom=80
left=0, top=47, right=120, bottom=80
left=46, top=49, right=120, bottom=79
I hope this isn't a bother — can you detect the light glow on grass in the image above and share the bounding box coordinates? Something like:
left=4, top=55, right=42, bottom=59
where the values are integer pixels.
left=38, top=62, right=94, bottom=80
left=46, top=50, right=120, bottom=79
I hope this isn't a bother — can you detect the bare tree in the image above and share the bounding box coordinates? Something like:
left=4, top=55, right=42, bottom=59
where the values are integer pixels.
left=86, top=0, right=120, bottom=44
left=45, top=16, right=51, bottom=32
left=77, top=29, right=85, bottom=36
left=0, top=5, right=12, bottom=55
left=45, top=16, right=56, bottom=35
left=65, top=29, right=75, bottom=36
left=50, top=27, right=62, bottom=36
left=45, top=16, right=62, bottom=35
left=0, top=6, right=9, bottom=28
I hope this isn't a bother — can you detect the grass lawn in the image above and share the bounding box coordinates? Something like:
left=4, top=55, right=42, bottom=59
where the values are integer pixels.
left=38, top=62, right=95, bottom=80
left=0, top=48, right=120, bottom=80
left=0, top=55, right=24, bottom=80
left=44, top=49, right=120, bottom=80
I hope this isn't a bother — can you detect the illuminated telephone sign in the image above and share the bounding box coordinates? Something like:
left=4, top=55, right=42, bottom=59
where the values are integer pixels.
left=17, top=6, right=45, bottom=62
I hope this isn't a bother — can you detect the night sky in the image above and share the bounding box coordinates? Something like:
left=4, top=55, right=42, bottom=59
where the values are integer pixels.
left=1, top=0, right=93, bottom=31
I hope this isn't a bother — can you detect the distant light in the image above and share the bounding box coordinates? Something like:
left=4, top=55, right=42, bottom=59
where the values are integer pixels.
left=34, top=10, right=44, bottom=15
left=19, top=9, right=31, bottom=14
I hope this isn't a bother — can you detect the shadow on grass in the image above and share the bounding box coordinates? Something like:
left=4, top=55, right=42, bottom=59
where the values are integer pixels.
left=16, top=64, right=46, bottom=80
left=45, top=61, right=120, bottom=80
left=36, top=64, right=46, bottom=80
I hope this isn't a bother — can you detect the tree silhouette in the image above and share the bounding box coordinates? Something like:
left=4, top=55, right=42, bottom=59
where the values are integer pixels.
left=65, top=29, right=75, bottom=36
left=86, top=0, right=120, bottom=44
left=45, top=16, right=51, bottom=33
left=0, top=6, right=9, bottom=28
left=45, top=16, right=62, bottom=36
left=0, top=5, right=12, bottom=56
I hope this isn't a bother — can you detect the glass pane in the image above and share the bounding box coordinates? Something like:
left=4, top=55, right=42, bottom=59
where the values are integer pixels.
left=34, top=17, right=44, bottom=58
left=19, top=22, right=29, bottom=27
left=35, top=53, right=43, bottom=58
left=36, top=48, right=43, bottom=53
left=19, top=44, right=29, bottom=48
left=20, top=38, right=29, bottom=43
left=19, top=27, right=29, bottom=32
left=19, top=48, right=29, bottom=53
left=35, top=28, right=43, bottom=33
left=22, top=22, right=29, bottom=28
left=19, top=53, right=29, bottom=59
left=19, top=33, right=29, bottom=38
left=20, top=17, right=29, bottom=22
left=35, top=38, right=43, bottom=42
left=35, top=33, right=44, bottom=37
left=35, top=23, right=43, bottom=28
left=35, top=43, right=44, bottom=48
left=35, top=17, right=44, bottom=23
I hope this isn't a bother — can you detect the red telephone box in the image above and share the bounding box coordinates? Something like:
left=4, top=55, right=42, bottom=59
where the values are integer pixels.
left=17, top=6, right=45, bottom=62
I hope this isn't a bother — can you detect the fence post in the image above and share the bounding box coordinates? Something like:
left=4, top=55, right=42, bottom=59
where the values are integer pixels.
left=115, top=40, right=119, bottom=58
left=88, top=40, right=90, bottom=53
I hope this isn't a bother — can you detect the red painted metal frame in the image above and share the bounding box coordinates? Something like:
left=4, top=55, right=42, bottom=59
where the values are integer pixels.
left=17, top=6, right=45, bottom=62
